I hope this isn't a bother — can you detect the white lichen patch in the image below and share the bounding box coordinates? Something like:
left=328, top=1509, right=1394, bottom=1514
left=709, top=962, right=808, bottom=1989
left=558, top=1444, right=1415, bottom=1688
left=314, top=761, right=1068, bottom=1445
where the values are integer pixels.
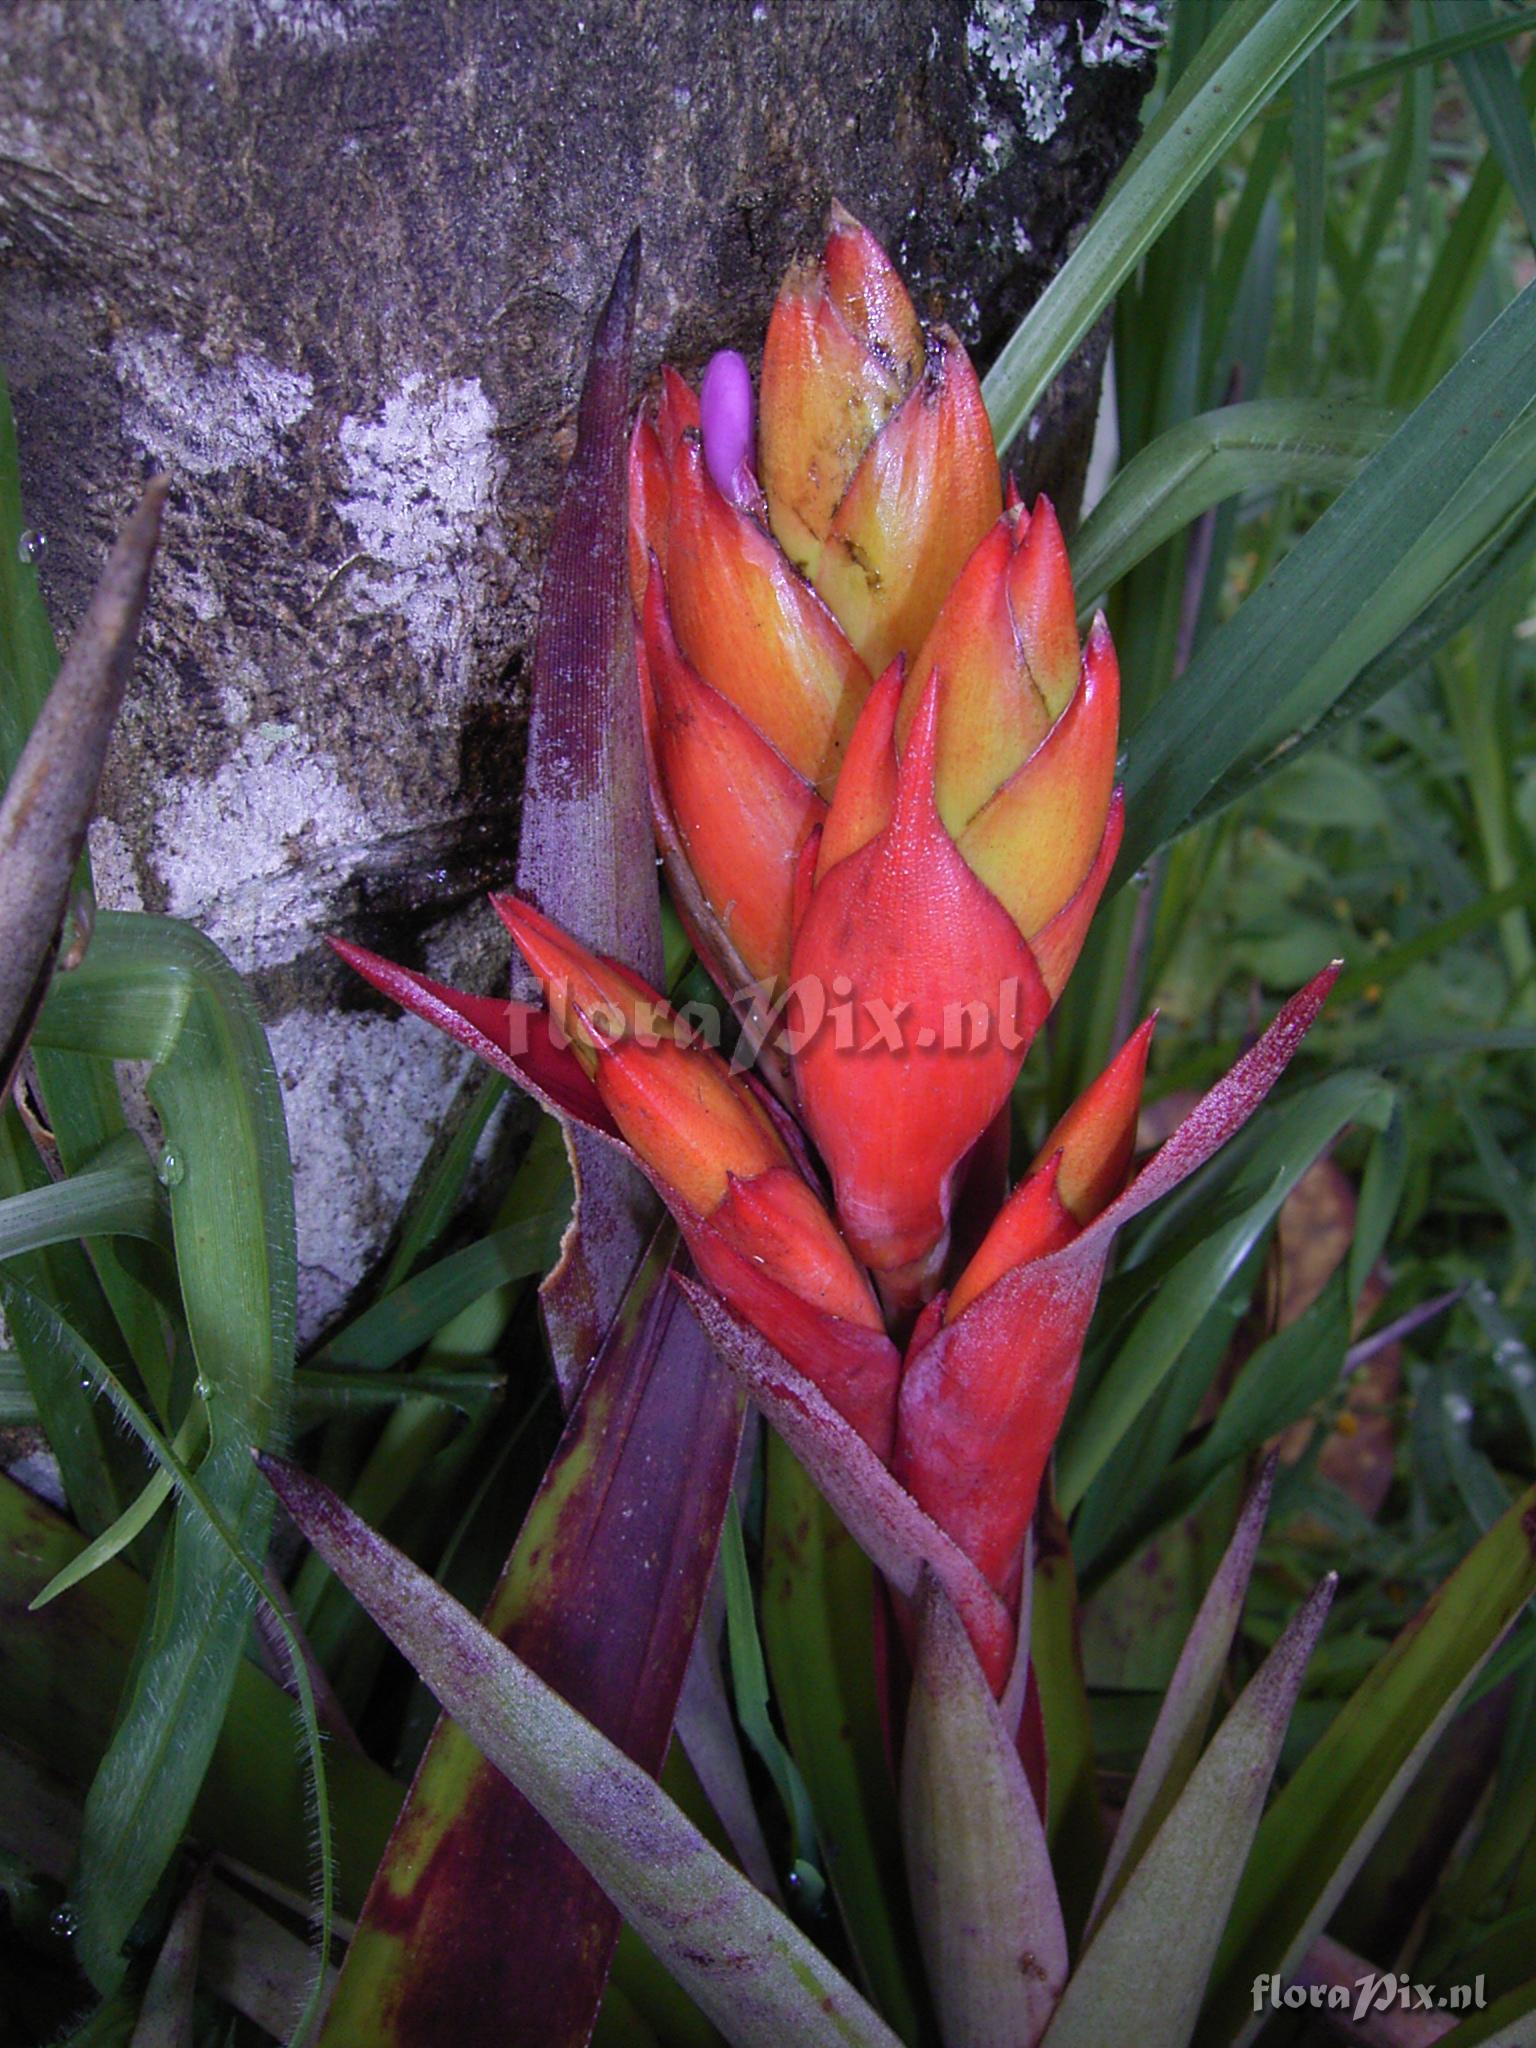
left=1082, top=0, right=1169, bottom=67
left=113, top=332, right=314, bottom=478
left=87, top=818, right=147, bottom=914
left=966, top=0, right=1071, bottom=145
left=267, top=1007, right=469, bottom=1340
left=157, top=0, right=400, bottom=60
left=336, top=371, right=502, bottom=682
left=151, top=725, right=380, bottom=973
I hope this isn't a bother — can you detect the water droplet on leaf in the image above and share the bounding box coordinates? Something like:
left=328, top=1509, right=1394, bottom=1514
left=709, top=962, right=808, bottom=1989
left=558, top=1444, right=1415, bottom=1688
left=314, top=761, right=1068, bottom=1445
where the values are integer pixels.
left=156, top=1146, right=185, bottom=1188
left=17, top=528, right=46, bottom=564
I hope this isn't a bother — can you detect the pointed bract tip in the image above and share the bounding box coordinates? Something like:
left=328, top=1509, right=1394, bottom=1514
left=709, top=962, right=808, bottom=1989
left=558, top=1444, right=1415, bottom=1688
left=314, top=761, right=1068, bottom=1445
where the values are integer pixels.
left=489, top=893, right=655, bottom=1045
left=901, top=663, right=943, bottom=789
left=593, top=231, right=642, bottom=357
left=1228, top=1449, right=1280, bottom=1554
left=255, top=1447, right=297, bottom=1500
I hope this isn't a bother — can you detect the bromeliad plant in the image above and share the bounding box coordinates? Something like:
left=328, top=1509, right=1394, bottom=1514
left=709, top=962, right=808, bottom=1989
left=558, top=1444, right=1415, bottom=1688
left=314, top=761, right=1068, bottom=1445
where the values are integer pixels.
left=338, top=211, right=1337, bottom=1694
left=307, top=210, right=1388, bottom=2041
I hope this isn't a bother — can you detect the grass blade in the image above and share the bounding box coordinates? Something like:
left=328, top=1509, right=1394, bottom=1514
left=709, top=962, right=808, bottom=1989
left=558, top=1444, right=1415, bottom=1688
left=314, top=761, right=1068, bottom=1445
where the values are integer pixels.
left=54, top=1339, right=333, bottom=2046
left=1031, top=1500, right=1101, bottom=1945
left=0, top=1137, right=169, bottom=1260
left=1070, top=398, right=1397, bottom=616
left=1386, top=50, right=1536, bottom=408
left=1121, top=282, right=1536, bottom=876
left=1098, top=1276, right=1350, bottom=1576
left=30, top=1465, right=178, bottom=1612
left=1061, top=1071, right=1391, bottom=1528
left=984, top=0, right=1354, bottom=450
left=1331, top=5, right=1536, bottom=93
left=1437, top=0, right=1536, bottom=237
left=377, top=1071, right=508, bottom=1292
left=761, top=1436, right=928, bottom=2039
left=0, top=1111, right=141, bottom=1539
left=1290, top=49, right=1327, bottom=383
left=0, top=1472, right=397, bottom=1914
left=1460, top=1091, right=1536, bottom=1276
left=314, top=1212, right=568, bottom=1369
left=719, top=1499, right=823, bottom=1900
left=1433, top=1974, right=1536, bottom=2046
left=28, top=914, right=299, bottom=1991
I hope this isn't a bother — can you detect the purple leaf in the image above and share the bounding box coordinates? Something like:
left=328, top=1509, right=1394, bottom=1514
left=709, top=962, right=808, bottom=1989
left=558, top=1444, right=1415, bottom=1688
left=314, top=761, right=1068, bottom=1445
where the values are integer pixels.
left=1087, top=1455, right=1277, bottom=1934
left=317, top=1225, right=743, bottom=2048
left=901, top=1572, right=1067, bottom=2048
left=675, top=1559, right=784, bottom=1904
left=964, top=963, right=1344, bottom=1344
left=1041, top=1573, right=1336, bottom=2048
left=259, top=1454, right=903, bottom=2048
left=512, top=232, right=663, bottom=1401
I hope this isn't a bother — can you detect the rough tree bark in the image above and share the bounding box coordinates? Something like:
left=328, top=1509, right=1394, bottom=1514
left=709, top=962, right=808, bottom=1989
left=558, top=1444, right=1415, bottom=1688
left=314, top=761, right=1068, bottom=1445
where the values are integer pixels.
left=0, top=0, right=1161, bottom=1335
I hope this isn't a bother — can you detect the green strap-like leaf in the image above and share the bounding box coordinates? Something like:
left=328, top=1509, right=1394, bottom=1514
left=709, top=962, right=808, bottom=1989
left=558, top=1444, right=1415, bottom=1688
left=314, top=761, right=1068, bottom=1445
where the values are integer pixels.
left=1096, top=1276, right=1351, bottom=1579
left=761, top=1437, right=929, bottom=2041
left=1436, top=0, right=1536, bottom=237
left=983, top=0, right=1354, bottom=450
left=313, top=1211, right=566, bottom=1370
left=720, top=1499, right=823, bottom=1901
left=1070, top=399, right=1398, bottom=619
left=1061, top=1071, right=1392, bottom=1528
left=31, top=912, right=298, bottom=1994
left=1331, top=4, right=1536, bottom=94
left=1088, top=1459, right=1278, bottom=1936
left=0, top=1108, right=145, bottom=1539
left=1120, top=282, right=1536, bottom=876
left=0, top=1471, right=398, bottom=1915
left=1433, top=1973, right=1536, bottom=2047
left=0, top=1134, right=169, bottom=1260
left=29, top=1459, right=182, bottom=1615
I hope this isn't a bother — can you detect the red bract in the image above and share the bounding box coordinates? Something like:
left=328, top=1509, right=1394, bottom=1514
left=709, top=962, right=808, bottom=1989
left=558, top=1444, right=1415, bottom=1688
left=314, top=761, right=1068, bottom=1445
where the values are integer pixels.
left=895, top=968, right=1339, bottom=1611
left=894, top=1018, right=1154, bottom=1605
left=785, top=495, right=1123, bottom=1299
left=787, top=667, right=1051, bottom=1308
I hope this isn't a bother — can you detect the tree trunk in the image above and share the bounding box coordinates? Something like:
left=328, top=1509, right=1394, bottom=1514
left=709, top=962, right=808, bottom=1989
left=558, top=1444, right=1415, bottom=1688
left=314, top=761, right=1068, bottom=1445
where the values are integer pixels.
left=0, top=0, right=1159, bottom=1334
